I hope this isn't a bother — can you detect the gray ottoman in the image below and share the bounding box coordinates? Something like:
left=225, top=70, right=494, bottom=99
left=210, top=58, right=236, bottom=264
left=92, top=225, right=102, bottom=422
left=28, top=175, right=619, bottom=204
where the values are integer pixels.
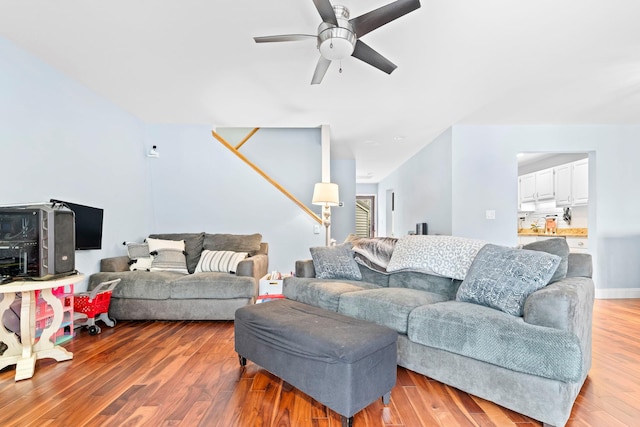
left=234, top=299, right=398, bottom=427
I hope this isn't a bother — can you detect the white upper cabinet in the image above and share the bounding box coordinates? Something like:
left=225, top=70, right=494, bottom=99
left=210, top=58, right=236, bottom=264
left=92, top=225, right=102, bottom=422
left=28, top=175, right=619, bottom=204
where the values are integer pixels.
left=572, top=158, right=589, bottom=205
left=519, top=158, right=588, bottom=208
left=555, top=163, right=572, bottom=206
left=535, top=167, right=555, bottom=200
left=518, top=168, right=554, bottom=206
left=519, top=173, right=537, bottom=203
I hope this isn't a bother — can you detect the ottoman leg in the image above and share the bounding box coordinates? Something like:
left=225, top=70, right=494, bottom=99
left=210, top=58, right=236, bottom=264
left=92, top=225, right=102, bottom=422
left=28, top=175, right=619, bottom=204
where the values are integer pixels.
left=341, top=415, right=353, bottom=427
left=382, top=391, right=391, bottom=405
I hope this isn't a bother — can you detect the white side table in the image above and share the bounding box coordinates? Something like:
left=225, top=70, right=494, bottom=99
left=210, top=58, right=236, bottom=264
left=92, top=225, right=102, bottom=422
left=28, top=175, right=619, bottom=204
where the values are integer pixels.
left=0, top=273, right=83, bottom=381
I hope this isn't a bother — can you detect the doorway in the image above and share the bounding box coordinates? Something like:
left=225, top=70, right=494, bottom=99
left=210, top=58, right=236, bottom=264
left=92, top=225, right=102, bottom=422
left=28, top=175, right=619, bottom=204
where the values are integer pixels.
left=355, top=195, right=375, bottom=238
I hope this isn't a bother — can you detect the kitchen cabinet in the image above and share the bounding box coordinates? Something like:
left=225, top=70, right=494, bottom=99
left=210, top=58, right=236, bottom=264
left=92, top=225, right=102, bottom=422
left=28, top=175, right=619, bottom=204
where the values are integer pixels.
left=566, top=236, right=588, bottom=253
left=535, top=168, right=555, bottom=200
left=518, top=167, right=555, bottom=206
left=572, top=159, right=589, bottom=205
left=519, top=173, right=537, bottom=203
left=554, top=163, right=572, bottom=206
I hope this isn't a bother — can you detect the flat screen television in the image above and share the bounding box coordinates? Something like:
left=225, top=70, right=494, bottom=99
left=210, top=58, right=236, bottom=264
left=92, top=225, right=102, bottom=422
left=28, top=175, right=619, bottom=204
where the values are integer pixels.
left=51, top=199, right=104, bottom=250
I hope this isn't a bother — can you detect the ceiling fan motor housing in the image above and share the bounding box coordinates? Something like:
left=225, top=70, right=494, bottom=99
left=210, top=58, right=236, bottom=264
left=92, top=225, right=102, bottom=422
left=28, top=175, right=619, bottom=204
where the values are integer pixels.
left=317, top=5, right=356, bottom=60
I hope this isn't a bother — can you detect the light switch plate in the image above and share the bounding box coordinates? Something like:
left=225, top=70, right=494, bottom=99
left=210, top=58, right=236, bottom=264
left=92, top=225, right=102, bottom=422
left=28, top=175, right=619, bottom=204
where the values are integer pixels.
left=486, top=210, right=496, bottom=220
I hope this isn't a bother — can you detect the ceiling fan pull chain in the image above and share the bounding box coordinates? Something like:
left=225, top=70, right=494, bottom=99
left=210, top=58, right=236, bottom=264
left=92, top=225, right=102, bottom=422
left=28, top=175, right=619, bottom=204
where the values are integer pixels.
left=339, top=60, right=343, bottom=74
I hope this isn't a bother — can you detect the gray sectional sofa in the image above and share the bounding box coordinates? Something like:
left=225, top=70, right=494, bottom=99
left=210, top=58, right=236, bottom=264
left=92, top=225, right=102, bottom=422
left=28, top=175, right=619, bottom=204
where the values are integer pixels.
left=283, top=236, right=594, bottom=427
left=88, top=232, right=268, bottom=320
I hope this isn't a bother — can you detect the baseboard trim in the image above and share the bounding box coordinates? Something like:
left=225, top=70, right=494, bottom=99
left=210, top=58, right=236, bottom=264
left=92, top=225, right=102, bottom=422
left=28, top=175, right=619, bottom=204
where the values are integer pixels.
left=595, top=288, right=640, bottom=299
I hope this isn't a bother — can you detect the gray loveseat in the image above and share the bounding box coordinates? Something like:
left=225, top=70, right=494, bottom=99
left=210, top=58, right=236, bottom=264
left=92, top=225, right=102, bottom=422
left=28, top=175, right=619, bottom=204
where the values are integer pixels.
left=88, top=232, right=268, bottom=321
left=283, top=236, right=594, bottom=427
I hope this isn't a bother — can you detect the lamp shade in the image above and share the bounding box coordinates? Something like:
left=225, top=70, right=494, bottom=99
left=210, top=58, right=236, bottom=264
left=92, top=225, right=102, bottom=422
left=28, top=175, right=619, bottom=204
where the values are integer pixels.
left=312, top=182, right=340, bottom=206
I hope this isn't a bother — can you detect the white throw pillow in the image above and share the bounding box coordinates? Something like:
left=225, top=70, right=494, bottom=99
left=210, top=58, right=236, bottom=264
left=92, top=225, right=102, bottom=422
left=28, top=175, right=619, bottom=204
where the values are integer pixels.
left=147, top=237, right=185, bottom=252
left=195, top=250, right=248, bottom=273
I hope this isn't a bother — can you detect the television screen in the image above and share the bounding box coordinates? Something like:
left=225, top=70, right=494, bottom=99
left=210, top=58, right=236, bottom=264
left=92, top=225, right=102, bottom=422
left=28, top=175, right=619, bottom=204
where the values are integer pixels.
left=51, top=199, right=104, bottom=250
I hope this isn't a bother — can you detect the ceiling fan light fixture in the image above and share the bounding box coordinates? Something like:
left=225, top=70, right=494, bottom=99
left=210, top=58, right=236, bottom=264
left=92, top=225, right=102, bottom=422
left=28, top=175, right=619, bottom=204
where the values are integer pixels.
left=318, top=29, right=356, bottom=60
left=317, top=6, right=356, bottom=60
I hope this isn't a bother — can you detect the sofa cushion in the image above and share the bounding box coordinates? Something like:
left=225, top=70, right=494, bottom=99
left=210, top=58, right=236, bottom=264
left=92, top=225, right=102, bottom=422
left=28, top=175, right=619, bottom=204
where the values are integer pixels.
left=284, top=280, right=376, bottom=312
left=150, top=248, right=189, bottom=274
left=310, top=243, right=362, bottom=281
left=386, top=235, right=486, bottom=280
left=338, top=288, right=448, bottom=334
left=204, top=233, right=262, bottom=256
left=88, top=271, right=180, bottom=300
left=407, top=301, right=583, bottom=383
left=170, top=273, right=256, bottom=299
left=388, top=271, right=460, bottom=300
left=456, top=244, right=561, bottom=316
left=149, top=232, right=205, bottom=274
left=522, top=237, right=570, bottom=283
left=195, top=250, right=248, bottom=273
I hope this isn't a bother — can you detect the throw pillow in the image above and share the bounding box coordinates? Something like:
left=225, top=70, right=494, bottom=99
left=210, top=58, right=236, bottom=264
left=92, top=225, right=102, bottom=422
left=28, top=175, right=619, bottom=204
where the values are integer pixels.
left=203, top=233, right=262, bottom=255
left=456, top=243, right=561, bottom=316
left=149, top=248, right=189, bottom=274
left=522, top=237, right=569, bottom=283
left=310, top=243, right=362, bottom=281
left=195, top=250, right=248, bottom=273
left=386, top=235, right=486, bottom=280
left=127, top=242, right=152, bottom=271
left=148, top=232, right=205, bottom=274
left=147, top=237, right=186, bottom=253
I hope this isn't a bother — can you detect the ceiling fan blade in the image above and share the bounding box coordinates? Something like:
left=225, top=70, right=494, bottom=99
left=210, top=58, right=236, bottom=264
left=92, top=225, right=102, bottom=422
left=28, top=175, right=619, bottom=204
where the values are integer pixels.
left=349, top=0, right=421, bottom=38
left=311, top=56, right=332, bottom=85
left=254, top=34, right=316, bottom=43
left=313, top=0, right=338, bottom=26
left=351, top=40, right=397, bottom=74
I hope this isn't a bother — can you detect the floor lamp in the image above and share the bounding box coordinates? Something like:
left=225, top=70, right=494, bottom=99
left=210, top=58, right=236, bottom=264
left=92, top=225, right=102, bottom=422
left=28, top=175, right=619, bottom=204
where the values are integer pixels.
left=312, top=182, right=340, bottom=246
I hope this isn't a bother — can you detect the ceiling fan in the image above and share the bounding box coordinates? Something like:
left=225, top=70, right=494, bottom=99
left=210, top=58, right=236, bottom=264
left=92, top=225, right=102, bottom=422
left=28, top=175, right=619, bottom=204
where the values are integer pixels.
left=254, top=0, right=421, bottom=84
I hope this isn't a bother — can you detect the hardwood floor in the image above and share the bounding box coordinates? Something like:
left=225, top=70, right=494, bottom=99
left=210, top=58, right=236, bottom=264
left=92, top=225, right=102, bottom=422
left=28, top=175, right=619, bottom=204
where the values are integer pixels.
left=1, top=298, right=639, bottom=426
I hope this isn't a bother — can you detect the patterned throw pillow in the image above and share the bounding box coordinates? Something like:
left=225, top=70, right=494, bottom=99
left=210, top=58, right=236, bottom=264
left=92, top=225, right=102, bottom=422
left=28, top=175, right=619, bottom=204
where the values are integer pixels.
left=522, top=237, right=570, bottom=283
left=149, top=248, right=189, bottom=274
left=456, top=244, right=561, bottom=316
left=195, top=250, right=248, bottom=273
left=127, top=242, right=152, bottom=271
left=310, top=243, right=362, bottom=281
left=386, top=235, right=486, bottom=280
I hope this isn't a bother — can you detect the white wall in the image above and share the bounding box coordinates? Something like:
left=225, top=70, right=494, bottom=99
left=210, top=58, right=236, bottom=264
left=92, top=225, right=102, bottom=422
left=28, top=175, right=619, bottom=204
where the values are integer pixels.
left=1, top=36, right=357, bottom=285
left=378, top=127, right=453, bottom=237
left=378, top=124, right=640, bottom=297
left=145, top=125, right=332, bottom=273
left=0, top=36, right=152, bottom=291
left=451, top=125, right=640, bottom=297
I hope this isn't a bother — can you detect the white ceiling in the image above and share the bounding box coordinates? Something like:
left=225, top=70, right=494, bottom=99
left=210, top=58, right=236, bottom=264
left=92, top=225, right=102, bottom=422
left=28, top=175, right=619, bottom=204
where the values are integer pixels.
left=2, top=1, right=639, bottom=182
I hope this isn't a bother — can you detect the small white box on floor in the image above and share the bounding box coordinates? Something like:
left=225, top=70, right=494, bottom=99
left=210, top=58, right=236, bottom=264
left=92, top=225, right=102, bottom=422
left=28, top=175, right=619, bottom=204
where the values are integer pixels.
left=259, top=274, right=284, bottom=296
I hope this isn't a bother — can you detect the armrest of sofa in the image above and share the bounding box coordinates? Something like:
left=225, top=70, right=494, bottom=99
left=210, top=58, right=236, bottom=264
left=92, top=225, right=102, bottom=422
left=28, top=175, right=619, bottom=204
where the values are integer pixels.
left=524, top=276, right=595, bottom=334
left=236, top=253, right=269, bottom=283
left=295, top=259, right=316, bottom=278
left=100, top=256, right=130, bottom=272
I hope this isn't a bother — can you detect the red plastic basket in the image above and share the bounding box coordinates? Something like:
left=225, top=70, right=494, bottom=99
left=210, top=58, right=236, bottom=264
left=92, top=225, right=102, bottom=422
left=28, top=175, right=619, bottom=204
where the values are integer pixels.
left=74, top=291, right=113, bottom=319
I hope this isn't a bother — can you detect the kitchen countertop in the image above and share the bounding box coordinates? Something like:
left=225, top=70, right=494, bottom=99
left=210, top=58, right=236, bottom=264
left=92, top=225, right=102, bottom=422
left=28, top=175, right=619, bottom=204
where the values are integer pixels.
left=518, top=228, right=588, bottom=237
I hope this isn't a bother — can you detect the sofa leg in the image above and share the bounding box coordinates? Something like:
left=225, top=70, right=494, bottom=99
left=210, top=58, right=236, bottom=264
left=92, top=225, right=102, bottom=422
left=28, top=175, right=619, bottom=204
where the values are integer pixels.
left=382, top=391, right=391, bottom=405
left=238, top=354, right=246, bottom=367
left=341, top=415, right=353, bottom=427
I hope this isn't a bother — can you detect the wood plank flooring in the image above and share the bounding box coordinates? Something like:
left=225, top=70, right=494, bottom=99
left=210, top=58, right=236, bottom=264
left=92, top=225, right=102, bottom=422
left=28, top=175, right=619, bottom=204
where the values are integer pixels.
left=1, top=298, right=639, bottom=426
